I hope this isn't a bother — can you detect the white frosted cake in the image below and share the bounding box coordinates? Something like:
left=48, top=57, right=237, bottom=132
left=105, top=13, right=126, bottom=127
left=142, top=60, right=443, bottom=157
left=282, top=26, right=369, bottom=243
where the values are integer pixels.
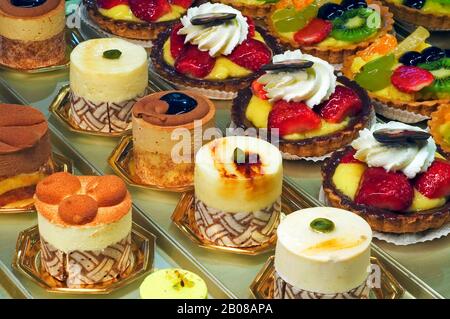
left=69, top=38, right=148, bottom=133
left=194, top=136, right=283, bottom=248
left=274, top=207, right=372, bottom=299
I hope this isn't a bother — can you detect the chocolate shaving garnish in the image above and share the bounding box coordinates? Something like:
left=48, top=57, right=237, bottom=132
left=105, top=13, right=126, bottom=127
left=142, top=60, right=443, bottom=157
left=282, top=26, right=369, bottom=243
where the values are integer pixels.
left=261, top=59, right=314, bottom=72
left=191, top=13, right=237, bottom=27
left=373, top=129, right=430, bottom=145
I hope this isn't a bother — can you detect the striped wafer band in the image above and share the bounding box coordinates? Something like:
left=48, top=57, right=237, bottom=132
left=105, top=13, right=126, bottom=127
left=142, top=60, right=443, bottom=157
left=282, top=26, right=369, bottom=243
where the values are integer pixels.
left=40, top=234, right=132, bottom=287
left=194, top=197, right=281, bottom=248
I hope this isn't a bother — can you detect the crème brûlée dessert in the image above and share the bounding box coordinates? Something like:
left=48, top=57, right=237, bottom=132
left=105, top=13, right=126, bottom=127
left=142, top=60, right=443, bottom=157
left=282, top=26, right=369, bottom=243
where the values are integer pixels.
left=0, top=104, right=53, bottom=210
left=194, top=136, right=283, bottom=248
left=322, top=122, right=450, bottom=233
left=211, top=0, right=279, bottom=17
left=151, top=2, right=281, bottom=99
left=69, top=38, right=148, bottom=133
left=132, top=91, right=216, bottom=188
left=274, top=207, right=372, bottom=299
left=231, top=50, right=373, bottom=159
left=84, top=0, right=196, bottom=40
left=343, top=28, right=450, bottom=123
left=381, top=0, right=450, bottom=31
left=430, top=105, right=450, bottom=159
left=35, top=173, right=132, bottom=287
left=266, top=0, right=394, bottom=64
left=140, top=268, right=208, bottom=299
left=0, top=0, right=66, bottom=69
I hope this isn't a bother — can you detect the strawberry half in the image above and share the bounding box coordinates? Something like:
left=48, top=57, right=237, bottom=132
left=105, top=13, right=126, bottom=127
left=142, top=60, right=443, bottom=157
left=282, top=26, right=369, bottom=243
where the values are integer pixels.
left=294, top=18, right=332, bottom=46
left=268, top=100, right=321, bottom=136
left=175, top=45, right=216, bottom=78
left=97, top=0, right=128, bottom=9
left=129, top=0, right=171, bottom=22
left=391, top=66, right=434, bottom=93
left=355, top=167, right=414, bottom=212
left=414, top=159, right=450, bottom=199
left=170, top=0, right=193, bottom=8
left=245, top=15, right=256, bottom=38
left=228, top=38, right=271, bottom=72
left=251, top=80, right=268, bottom=100
left=170, top=23, right=185, bottom=59
left=340, top=148, right=363, bottom=164
left=315, top=86, right=363, bottom=123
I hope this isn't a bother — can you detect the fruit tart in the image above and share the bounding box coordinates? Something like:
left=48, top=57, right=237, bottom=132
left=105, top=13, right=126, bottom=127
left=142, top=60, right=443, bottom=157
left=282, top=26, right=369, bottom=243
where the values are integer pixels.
left=150, top=2, right=281, bottom=99
left=83, top=0, right=198, bottom=40
left=231, top=50, right=373, bottom=159
left=381, top=0, right=450, bottom=31
left=429, top=105, right=450, bottom=159
left=210, top=0, right=280, bottom=17
left=343, top=27, right=450, bottom=123
left=266, top=0, right=394, bottom=64
left=322, top=121, right=450, bottom=233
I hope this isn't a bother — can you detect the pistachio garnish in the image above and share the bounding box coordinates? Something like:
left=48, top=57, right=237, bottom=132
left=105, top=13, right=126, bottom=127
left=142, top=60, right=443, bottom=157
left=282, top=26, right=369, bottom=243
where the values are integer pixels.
left=103, top=49, right=122, bottom=60
left=310, top=218, right=335, bottom=233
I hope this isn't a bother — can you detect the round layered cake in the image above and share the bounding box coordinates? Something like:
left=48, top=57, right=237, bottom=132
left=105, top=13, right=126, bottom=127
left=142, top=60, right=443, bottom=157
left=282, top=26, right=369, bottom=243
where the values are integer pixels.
left=274, top=207, right=372, bottom=299
left=0, top=0, right=65, bottom=69
left=69, top=38, right=148, bottom=133
left=35, top=173, right=132, bottom=287
left=194, top=135, right=283, bottom=247
left=132, top=91, right=216, bottom=188
left=0, top=104, right=53, bottom=209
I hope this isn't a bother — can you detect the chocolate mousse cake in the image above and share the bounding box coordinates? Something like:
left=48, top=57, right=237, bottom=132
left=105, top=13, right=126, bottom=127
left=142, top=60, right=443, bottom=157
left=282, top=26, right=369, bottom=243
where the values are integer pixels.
left=0, top=0, right=66, bottom=70
left=132, top=91, right=216, bottom=188
left=194, top=136, right=283, bottom=248
left=0, top=104, right=53, bottom=209
left=69, top=38, right=148, bottom=133
left=35, top=173, right=132, bottom=287
left=274, top=207, right=372, bottom=299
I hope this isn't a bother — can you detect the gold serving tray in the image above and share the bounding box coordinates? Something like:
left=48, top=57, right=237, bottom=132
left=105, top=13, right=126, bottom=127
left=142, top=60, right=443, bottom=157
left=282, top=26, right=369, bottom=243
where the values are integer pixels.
left=250, top=256, right=404, bottom=299
left=12, top=223, right=155, bottom=295
left=0, top=28, right=81, bottom=74
left=108, top=134, right=194, bottom=192
left=171, top=182, right=312, bottom=256
left=0, top=152, right=73, bottom=214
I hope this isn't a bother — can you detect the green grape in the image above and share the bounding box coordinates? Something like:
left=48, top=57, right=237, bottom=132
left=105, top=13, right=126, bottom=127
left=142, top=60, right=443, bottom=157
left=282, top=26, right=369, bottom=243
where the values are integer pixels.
left=355, top=54, right=395, bottom=91
left=273, top=7, right=308, bottom=32
left=272, top=7, right=297, bottom=21
left=300, top=3, right=319, bottom=20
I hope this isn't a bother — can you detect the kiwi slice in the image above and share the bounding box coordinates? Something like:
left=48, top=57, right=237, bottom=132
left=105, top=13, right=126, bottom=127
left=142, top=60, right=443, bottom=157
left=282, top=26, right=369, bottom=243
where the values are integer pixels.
left=330, top=8, right=380, bottom=43
left=418, top=57, right=450, bottom=93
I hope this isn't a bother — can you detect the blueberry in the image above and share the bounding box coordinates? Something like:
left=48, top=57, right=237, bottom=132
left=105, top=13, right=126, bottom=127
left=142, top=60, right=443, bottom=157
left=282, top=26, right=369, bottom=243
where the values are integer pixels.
left=399, top=51, right=423, bottom=66
left=160, top=92, right=197, bottom=115
left=341, top=0, right=368, bottom=10
left=403, top=0, right=425, bottom=9
left=317, top=3, right=345, bottom=20
left=10, top=0, right=46, bottom=7
left=421, top=46, right=445, bottom=63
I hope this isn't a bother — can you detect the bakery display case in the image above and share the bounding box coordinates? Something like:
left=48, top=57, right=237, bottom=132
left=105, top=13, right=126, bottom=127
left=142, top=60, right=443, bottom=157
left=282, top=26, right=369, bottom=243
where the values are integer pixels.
left=0, top=0, right=449, bottom=300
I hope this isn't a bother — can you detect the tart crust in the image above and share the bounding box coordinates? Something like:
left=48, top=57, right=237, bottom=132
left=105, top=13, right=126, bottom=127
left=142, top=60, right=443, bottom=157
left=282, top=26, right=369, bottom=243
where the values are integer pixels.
left=210, top=0, right=274, bottom=18
left=150, top=26, right=283, bottom=94
left=266, top=0, right=394, bottom=64
left=231, top=76, right=373, bottom=158
left=322, top=146, right=450, bottom=233
left=381, top=0, right=450, bottom=31
left=429, top=105, right=450, bottom=159
left=342, top=55, right=450, bottom=117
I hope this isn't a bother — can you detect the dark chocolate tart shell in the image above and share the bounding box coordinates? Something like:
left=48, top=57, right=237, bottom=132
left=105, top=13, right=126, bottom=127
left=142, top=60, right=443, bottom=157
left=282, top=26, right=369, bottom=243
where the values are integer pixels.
left=231, top=76, right=373, bottom=158
left=322, top=146, right=450, bottom=233
left=150, top=26, right=283, bottom=94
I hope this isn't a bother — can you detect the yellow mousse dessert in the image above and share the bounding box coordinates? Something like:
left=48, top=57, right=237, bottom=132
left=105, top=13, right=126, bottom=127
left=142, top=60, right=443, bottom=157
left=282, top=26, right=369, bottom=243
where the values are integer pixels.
left=140, top=269, right=208, bottom=299
left=132, top=91, right=216, bottom=188
left=69, top=38, right=148, bottom=133
left=274, top=207, right=372, bottom=299
left=194, top=136, right=283, bottom=248
left=0, top=0, right=66, bottom=69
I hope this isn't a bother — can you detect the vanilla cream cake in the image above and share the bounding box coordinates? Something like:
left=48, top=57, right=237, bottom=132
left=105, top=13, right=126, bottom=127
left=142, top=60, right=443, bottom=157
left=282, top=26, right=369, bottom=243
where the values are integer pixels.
left=274, top=207, right=372, bottom=299
left=0, top=104, right=53, bottom=209
left=35, top=173, right=132, bottom=287
left=132, top=91, right=216, bottom=188
left=194, top=136, right=283, bottom=247
left=0, top=0, right=65, bottom=69
left=69, top=38, right=148, bottom=133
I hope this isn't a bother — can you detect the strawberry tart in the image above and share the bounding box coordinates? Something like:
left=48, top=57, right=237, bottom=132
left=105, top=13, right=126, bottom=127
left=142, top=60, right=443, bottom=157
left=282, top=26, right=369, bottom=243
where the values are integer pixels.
left=84, top=0, right=197, bottom=40
left=231, top=50, right=373, bottom=159
left=322, top=122, right=450, bottom=233
left=150, top=2, right=281, bottom=99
